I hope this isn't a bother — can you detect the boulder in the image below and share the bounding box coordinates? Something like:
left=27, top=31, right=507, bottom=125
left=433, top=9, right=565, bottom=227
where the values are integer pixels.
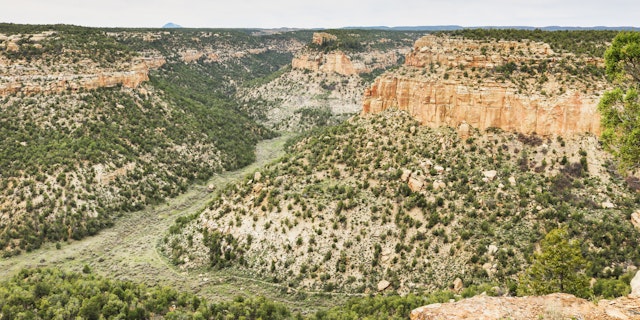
left=601, top=201, right=615, bottom=209
left=631, top=210, right=640, bottom=231
left=408, top=177, right=424, bottom=192
left=632, top=270, right=640, bottom=298
left=421, top=160, right=433, bottom=171
left=254, top=171, right=262, bottom=182
left=207, top=184, right=216, bottom=192
left=509, top=176, right=517, bottom=186
left=434, top=165, right=445, bottom=174
left=483, top=170, right=497, bottom=181
left=401, top=169, right=412, bottom=182
left=252, top=183, right=264, bottom=193
left=377, top=280, right=391, bottom=291
left=453, top=277, right=463, bottom=292
left=433, top=180, right=446, bottom=191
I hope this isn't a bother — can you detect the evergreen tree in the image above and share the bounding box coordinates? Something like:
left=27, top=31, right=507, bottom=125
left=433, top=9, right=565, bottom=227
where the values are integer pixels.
left=518, top=228, right=591, bottom=298
left=598, top=32, right=640, bottom=171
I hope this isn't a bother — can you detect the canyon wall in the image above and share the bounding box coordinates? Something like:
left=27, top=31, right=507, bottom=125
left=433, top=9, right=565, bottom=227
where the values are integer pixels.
left=0, top=57, right=165, bottom=96
left=363, top=35, right=605, bottom=136
left=292, top=50, right=400, bottom=76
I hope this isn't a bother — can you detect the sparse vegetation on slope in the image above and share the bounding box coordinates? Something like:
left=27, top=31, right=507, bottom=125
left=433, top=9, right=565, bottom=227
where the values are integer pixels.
left=163, top=110, right=640, bottom=296
left=448, top=29, right=618, bottom=56
left=0, top=25, right=297, bottom=256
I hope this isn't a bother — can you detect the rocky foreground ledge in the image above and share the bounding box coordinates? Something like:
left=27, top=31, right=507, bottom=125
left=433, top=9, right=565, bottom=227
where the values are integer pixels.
left=410, top=293, right=640, bottom=320
left=412, top=266, right=640, bottom=319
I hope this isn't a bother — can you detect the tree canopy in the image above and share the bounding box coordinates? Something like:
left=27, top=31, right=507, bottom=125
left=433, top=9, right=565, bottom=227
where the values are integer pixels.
left=598, top=32, right=640, bottom=171
left=518, top=228, right=590, bottom=298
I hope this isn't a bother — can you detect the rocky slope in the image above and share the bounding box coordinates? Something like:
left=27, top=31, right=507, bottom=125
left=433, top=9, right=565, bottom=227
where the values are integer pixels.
left=363, top=34, right=607, bottom=136
left=238, top=31, right=420, bottom=132
left=162, top=110, right=640, bottom=294
left=0, top=25, right=301, bottom=256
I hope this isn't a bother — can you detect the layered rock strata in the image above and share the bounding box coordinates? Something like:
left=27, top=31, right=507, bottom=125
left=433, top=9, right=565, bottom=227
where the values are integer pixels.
left=363, top=35, right=605, bottom=136
left=292, top=50, right=400, bottom=76
left=0, top=57, right=165, bottom=96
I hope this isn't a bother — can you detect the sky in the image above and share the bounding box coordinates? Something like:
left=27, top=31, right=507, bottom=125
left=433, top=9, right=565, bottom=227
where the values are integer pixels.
left=1, top=0, right=638, bottom=29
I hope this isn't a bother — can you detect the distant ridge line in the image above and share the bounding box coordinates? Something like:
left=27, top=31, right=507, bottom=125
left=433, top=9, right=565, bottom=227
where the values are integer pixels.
left=343, top=25, right=640, bottom=31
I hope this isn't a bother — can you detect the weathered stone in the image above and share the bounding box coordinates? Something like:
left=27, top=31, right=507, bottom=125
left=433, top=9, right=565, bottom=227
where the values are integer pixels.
left=408, top=177, right=424, bottom=192
left=488, top=244, right=498, bottom=255
left=483, top=170, right=497, bottom=181
left=631, top=210, right=640, bottom=231
left=433, top=180, right=446, bottom=191
left=254, top=171, right=262, bottom=182
left=602, top=201, right=616, bottom=209
left=509, top=176, right=517, bottom=186
left=421, top=160, right=433, bottom=171
left=434, top=165, right=444, bottom=174
left=453, top=277, right=463, bottom=292
left=410, top=293, right=640, bottom=320
left=401, top=169, right=412, bottom=182
left=631, top=270, right=640, bottom=298
left=252, top=183, right=264, bottom=194
left=377, top=280, right=391, bottom=291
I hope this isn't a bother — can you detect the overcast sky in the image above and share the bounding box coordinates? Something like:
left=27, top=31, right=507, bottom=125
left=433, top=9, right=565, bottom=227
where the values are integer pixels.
left=1, top=0, right=638, bottom=29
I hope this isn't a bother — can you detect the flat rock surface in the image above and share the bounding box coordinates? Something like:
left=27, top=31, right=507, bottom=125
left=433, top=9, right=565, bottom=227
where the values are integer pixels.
left=410, top=293, right=640, bottom=320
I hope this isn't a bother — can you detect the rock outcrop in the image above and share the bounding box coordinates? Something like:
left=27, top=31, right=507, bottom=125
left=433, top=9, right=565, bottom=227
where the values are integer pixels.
left=312, top=32, right=338, bottom=46
left=410, top=293, right=640, bottom=320
left=632, top=270, right=640, bottom=298
left=362, top=35, right=606, bottom=136
left=292, top=50, right=401, bottom=76
left=292, top=51, right=358, bottom=75
left=0, top=57, right=165, bottom=96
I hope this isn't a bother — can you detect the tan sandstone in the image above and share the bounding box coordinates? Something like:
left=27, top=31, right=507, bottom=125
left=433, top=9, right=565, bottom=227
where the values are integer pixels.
left=410, top=293, right=640, bottom=320
left=362, top=35, right=604, bottom=136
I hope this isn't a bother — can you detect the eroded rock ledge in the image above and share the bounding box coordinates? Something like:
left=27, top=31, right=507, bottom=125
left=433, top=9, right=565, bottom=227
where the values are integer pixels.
left=410, top=293, right=640, bottom=320
left=363, top=35, right=606, bottom=136
left=0, top=57, right=165, bottom=96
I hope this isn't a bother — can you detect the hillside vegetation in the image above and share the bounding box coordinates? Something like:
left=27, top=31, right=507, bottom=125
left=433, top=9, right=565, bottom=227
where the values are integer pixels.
left=163, top=110, right=640, bottom=295
left=0, top=25, right=299, bottom=256
left=0, top=267, right=465, bottom=320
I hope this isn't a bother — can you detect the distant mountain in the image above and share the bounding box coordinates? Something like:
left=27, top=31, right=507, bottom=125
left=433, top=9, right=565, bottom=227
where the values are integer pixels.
left=162, top=22, right=182, bottom=28
left=345, top=25, right=640, bottom=31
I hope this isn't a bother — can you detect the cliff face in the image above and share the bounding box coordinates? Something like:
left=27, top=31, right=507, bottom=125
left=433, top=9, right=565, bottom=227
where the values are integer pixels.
left=363, top=35, right=606, bottom=136
left=292, top=50, right=400, bottom=76
left=0, top=57, right=165, bottom=96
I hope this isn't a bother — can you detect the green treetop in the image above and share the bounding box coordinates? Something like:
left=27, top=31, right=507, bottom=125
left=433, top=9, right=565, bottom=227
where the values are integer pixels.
left=598, top=32, right=640, bottom=171
left=518, top=228, right=590, bottom=298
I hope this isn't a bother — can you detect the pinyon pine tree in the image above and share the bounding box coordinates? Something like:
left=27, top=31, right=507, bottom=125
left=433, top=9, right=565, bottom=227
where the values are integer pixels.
left=518, top=228, right=591, bottom=298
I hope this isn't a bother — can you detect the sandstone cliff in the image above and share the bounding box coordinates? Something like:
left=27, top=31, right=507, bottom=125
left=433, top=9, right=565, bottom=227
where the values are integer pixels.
left=363, top=35, right=607, bottom=136
left=0, top=57, right=165, bottom=96
left=312, top=32, right=338, bottom=46
left=292, top=50, right=402, bottom=76
left=410, top=293, right=640, bottom=320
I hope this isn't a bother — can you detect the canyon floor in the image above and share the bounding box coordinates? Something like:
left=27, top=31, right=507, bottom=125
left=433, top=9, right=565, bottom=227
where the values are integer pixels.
left=0, top=134, right=351, bottom=313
